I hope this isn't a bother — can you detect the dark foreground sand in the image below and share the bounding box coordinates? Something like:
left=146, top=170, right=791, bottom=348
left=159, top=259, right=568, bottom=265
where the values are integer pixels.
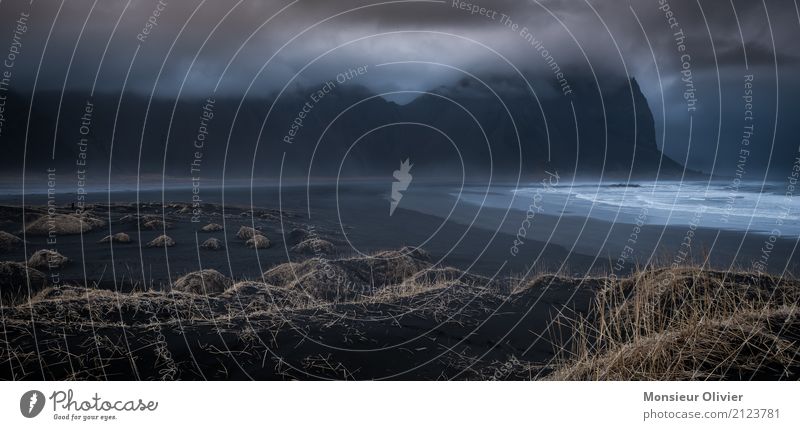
left=0, top=191, right=591, bottom=288
left=2, top=252, right=798, bottom=380
left=0, top=194, right=798, bottom=380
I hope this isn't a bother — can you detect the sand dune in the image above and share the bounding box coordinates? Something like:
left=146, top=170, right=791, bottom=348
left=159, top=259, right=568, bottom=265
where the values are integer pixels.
left=1, top=250, right=795, bottom=380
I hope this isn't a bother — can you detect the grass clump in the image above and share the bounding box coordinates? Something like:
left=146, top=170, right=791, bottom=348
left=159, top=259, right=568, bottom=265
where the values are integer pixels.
left=550, top=267, right=800, bottom=380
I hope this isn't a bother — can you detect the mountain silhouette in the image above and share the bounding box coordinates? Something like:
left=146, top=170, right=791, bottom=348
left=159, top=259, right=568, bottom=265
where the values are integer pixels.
left=0, top=75, right=691, bottom=183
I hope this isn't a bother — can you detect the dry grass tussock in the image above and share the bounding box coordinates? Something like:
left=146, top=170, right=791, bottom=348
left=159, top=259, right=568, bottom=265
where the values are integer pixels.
left=23, top=213, right=106, bottom=235
left=1, top=251, right=798, bottom=380
left=549, top=266, right=800, bottom=380
left=261, top=247, right=435, bottom=301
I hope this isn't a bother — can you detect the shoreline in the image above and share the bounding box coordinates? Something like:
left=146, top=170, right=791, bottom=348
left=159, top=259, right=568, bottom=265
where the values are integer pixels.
left=1, top=196, right=797, bottom=380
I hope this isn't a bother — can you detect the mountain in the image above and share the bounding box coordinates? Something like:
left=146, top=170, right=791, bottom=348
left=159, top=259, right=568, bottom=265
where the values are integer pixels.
left=0, top=75, right=689, bottom=184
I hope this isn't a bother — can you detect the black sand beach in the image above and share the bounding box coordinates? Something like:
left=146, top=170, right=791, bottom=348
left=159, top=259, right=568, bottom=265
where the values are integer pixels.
left=1, top=184, right=798, bottom=380
left=0, top=184, right=596, bottom=287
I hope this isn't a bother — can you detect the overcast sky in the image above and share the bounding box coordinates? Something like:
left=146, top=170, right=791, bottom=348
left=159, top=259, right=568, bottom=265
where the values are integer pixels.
left=1, top=0, right=798, bottom=176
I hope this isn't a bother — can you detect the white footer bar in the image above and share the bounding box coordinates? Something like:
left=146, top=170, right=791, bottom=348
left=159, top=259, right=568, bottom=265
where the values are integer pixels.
left=1, top=381, right=798, bottom=429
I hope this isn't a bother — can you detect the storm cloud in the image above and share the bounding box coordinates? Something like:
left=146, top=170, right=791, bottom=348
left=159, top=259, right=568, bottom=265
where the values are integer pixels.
left=0, top=0, right=798, bottom=176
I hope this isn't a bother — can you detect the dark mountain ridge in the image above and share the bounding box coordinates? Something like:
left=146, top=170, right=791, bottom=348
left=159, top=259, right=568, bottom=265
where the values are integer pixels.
left=0, top=75, right=690, bottom=187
